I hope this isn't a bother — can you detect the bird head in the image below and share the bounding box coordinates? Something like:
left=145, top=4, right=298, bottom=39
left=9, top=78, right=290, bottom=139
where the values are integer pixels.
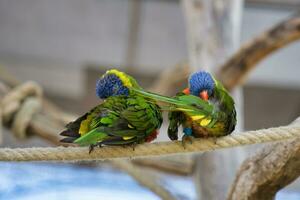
left=96, top=69, right=140, bottom=99
left=183, top=71, right=215, bottom=101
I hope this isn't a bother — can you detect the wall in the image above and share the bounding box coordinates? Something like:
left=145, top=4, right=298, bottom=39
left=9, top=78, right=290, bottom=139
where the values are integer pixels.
left=0, top=1, right=299, bottom=98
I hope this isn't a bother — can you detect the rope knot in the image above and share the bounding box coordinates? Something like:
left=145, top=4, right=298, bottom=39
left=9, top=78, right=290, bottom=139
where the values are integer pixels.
left=1, top=81, right=43, bottom=139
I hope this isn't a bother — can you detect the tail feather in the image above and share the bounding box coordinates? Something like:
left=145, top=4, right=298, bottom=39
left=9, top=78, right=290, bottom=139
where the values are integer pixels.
left=60, top=112, right=89, bottom=144
left=74, top=128, right=108, bottom=146
left=132, top=88, right=213, bottom=115
left=60, top=130, right=80, bottom=138
left=65, top=113, right=88, bottom=131
left=132, top=88, right=186, bottom=106
left=60, top=129, right=81, bottom=144
left=60, top=137, right=77, bottom=143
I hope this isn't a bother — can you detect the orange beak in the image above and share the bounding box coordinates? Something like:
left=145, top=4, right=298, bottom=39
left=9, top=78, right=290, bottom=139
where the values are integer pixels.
left=182, top=88, right=190, bottom=95
left=199, top=90, right=209, bottom=101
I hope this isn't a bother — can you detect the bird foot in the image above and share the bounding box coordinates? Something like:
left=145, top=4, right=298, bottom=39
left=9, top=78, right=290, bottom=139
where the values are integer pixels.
left=89, top=144, right=95, bottom=154
left=88, top=143, right=103, bottom=154
left=212, top=136, right=218, bottom=145
left=131, top=142, right=138, bottom=151
left=181, top=135, right=194, bottom=149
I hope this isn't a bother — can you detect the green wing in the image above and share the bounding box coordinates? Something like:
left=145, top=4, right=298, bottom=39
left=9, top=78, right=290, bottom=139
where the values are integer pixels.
left=131, top=88, right=215, bottom=117
left=72, top=95, right=162, bottom=146
left=211, top=79, right=237, bottom=134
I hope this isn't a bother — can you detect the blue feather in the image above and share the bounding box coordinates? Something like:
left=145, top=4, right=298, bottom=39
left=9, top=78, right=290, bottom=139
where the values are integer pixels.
left=189, top=71, right=215, bottom=96
left=96, top=74, right=129, bottom=98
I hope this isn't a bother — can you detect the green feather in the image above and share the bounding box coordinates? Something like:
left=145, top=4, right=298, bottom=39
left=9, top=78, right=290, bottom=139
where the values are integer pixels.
left=131, top=88, right=214, bottom=116
left=74, top=128, right=108, bottom=146
left=61, top=69, right=164, bottom=148
left=61, top=95, right=163, bottom=147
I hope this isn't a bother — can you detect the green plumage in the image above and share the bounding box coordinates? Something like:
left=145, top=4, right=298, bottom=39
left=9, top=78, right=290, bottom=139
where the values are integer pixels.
left=132, top=78, right=236, bottom=141
left=61, top=95, right=162, bottom=147
left=60, top=69, right=163, bottom=150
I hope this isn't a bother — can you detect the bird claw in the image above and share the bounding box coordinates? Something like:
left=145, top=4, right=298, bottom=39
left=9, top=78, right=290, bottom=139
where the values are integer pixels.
left=89, top=144, right=95, bottom=154
left=88, top=143, right=103, bottom=154
left=131, top=142, right=137, bottom=151
left=181, top=135, right=194, bottom=149
left=212, top=137, right=217, bottom=145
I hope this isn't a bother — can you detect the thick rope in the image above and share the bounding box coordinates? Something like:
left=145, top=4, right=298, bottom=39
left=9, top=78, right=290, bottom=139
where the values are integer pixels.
left=1, top=81, right=42, bottom=139
left=12, top=97, right=41, bottom=139
left=1, top=81, right=42, bottom=122
left=0, top=123, right=299, bottom=162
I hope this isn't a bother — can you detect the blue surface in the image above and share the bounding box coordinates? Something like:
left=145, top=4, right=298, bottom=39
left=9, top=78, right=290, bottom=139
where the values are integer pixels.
left=0, top=162, right=195, bottom=200
left=276, top=192, right=300, bottom=200
left=0, top=162, right=299, bottom=200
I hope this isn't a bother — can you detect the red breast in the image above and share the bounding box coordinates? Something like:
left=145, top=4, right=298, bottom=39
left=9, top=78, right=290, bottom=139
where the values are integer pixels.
left=145, top=130, right=159, bottom=142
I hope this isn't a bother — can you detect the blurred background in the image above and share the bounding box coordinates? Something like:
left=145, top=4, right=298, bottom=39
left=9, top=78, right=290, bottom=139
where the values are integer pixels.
left=0, top=0, right=300, bottom=199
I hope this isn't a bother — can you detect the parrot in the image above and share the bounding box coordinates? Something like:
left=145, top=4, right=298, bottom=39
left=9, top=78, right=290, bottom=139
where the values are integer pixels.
left=131, top=71, right=236, bottom=146
left=60, top=69, right=163, bottom=153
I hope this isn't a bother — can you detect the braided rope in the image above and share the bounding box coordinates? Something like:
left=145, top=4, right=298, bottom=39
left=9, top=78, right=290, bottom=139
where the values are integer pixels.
left=1, top=81, right=42, bottom=139
left=0, top=123, right=299, bottom=162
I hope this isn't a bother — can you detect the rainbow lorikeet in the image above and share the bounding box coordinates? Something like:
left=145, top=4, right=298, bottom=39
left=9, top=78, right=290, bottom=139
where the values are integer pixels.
left=132, top=71, right=236, bottom=146
left=60, top=69, right=163, bottom=152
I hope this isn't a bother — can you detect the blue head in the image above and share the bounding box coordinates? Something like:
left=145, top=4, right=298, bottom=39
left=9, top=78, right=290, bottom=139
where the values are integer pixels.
left=96, top=73, right=129, bottom=99
left=189, top=71, right=215, bottom=100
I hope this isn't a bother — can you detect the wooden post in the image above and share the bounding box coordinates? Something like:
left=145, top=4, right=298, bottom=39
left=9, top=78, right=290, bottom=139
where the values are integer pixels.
left=125, top=0, right=142, bottom=72
left=181, top=0, right=244, bottom=199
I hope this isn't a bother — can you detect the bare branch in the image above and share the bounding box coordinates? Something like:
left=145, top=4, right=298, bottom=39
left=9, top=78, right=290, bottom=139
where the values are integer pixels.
left=111, top=160, right=177, bottom=200
left=132, top=156, right=194, bottom=176
left=227, top=118, right=300, bottom=200
left=217, top=13, right=300, bottom=90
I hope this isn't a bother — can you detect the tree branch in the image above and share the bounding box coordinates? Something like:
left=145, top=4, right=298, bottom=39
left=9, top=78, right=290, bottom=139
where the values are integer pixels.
left=132, top=156, right=194, bottom=176
left=217, top=13, right=300, bottom=90
left=227, top=139, right=300, bottom=200
left=111, top=160, right=177, bottom=200
left=227, top=118, right=300, bottom=200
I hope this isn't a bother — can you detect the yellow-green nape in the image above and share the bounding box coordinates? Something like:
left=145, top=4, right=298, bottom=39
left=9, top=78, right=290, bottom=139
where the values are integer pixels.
left=105, top=69, right=133, bottom=88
